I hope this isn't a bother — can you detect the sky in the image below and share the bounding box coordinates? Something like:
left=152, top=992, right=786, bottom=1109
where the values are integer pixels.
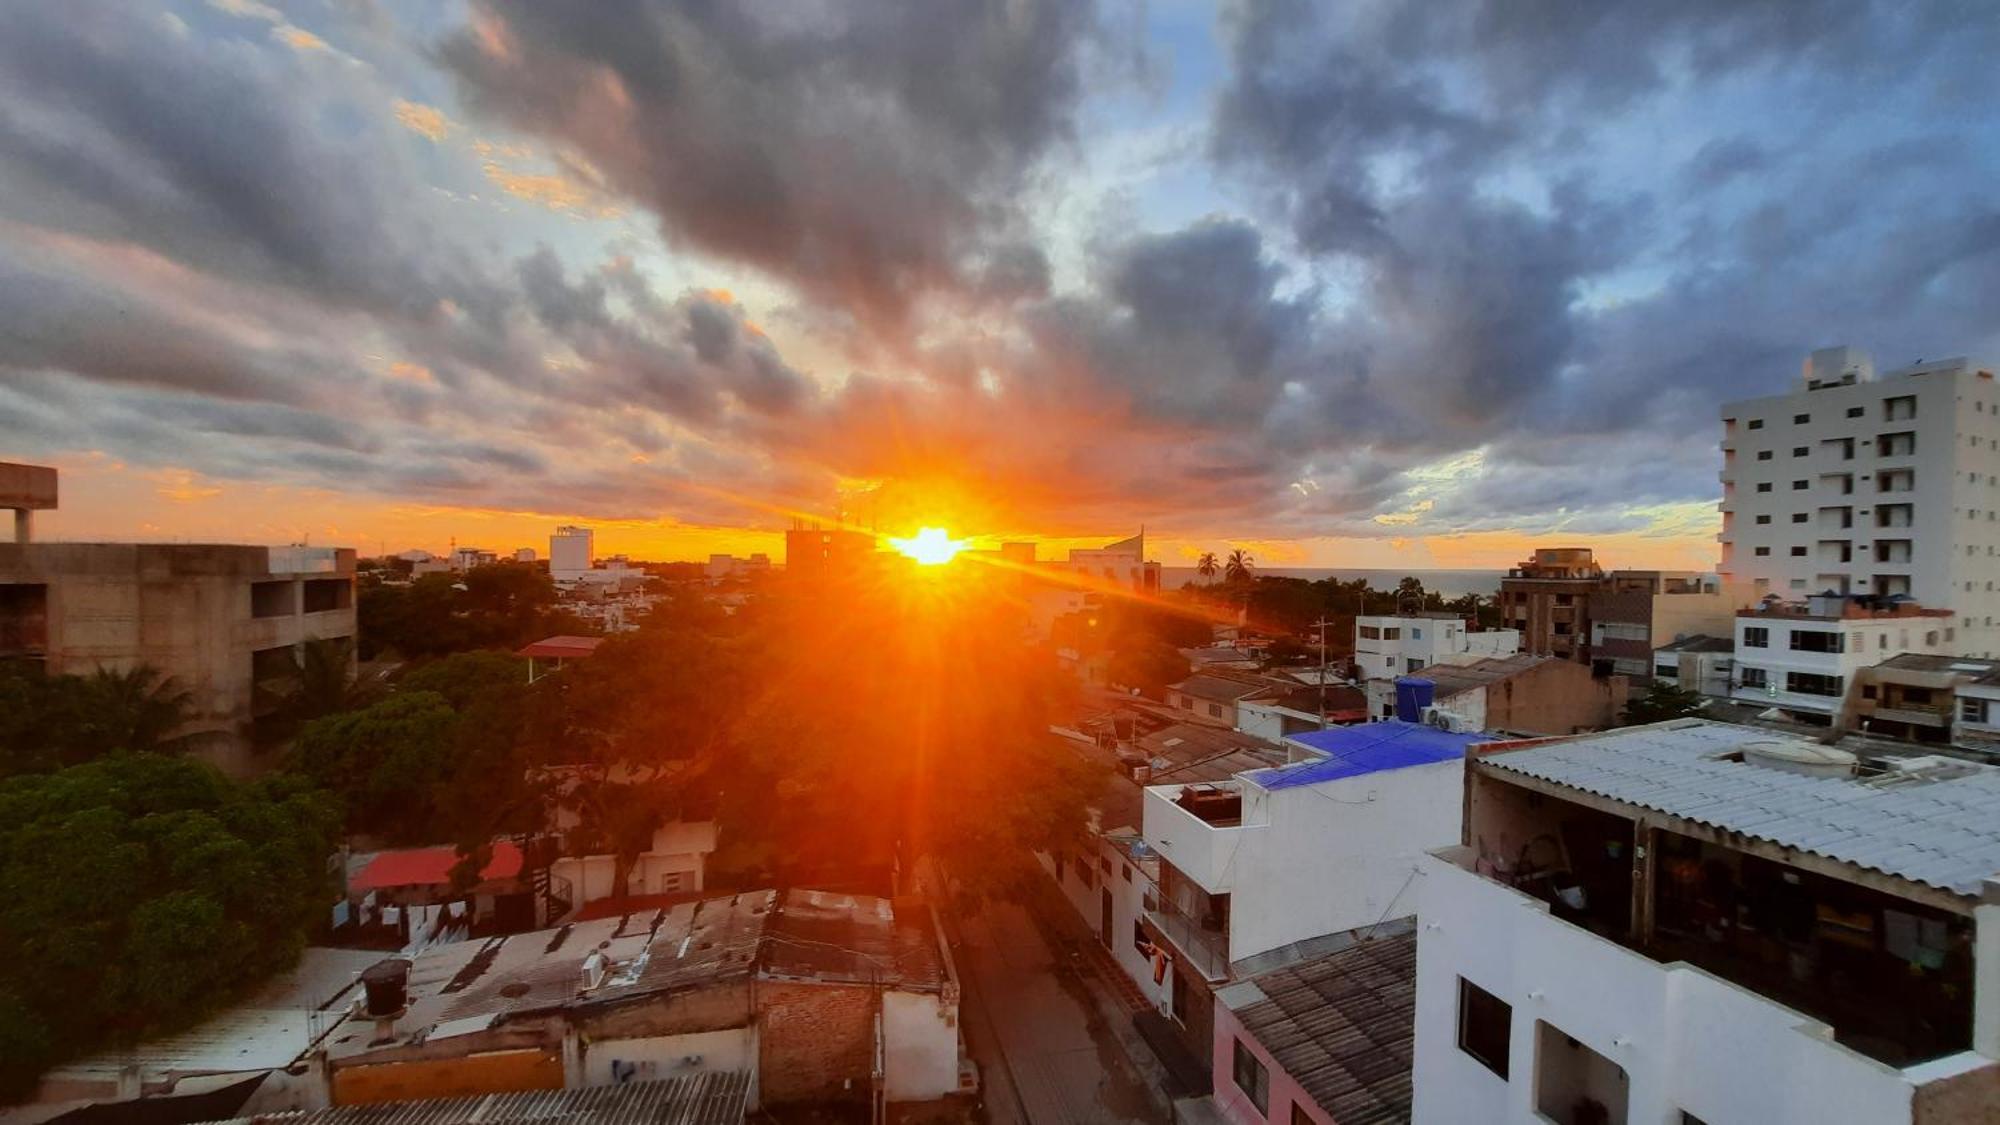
left=3, top=1, right=1997, bottom=570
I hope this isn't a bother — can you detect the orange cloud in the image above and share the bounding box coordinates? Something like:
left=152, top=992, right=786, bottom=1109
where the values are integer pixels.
left=481, top=160, right=619, bottom=218
left=393, top=99, right=451, bottom=142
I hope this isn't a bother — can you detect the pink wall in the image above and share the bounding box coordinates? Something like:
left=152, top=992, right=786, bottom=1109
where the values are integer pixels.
left=1211, top=1001, right=1334, bottom=1125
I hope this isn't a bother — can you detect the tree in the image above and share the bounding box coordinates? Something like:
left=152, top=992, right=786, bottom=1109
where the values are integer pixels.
left=1621, top=680, right=1707, bottom=725
left=292, top=691, right=460, bottom=842
left=1396, top=575, right=1426, bottom=605
left=0, top=663, right=195, bottom=777
left=0, top=754, right=338, bottom=1096
left=1224, top=549, right=1255, bottom=582
left=1195, top=552, right=1220, bottom=583
left=1108, top=641, right=1192, bottom=700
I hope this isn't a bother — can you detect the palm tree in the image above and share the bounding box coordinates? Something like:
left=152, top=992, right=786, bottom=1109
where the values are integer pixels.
left=1396, top=575, right=1426, bottom=601
left=74, top=665, right=195, bottom=758
left=1224, top=549, right=1255, bottom=583
left=1195, top=552, right=1220, bottom=584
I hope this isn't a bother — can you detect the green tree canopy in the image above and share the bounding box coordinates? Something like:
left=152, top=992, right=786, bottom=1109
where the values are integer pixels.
left=0, top=663, right=196, bottom=778
left=0, top=755, right=338, bottom=1097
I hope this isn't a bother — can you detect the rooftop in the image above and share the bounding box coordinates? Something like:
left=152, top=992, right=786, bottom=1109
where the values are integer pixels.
left=1251, top=721, right=1485, bottom=790
left=1412, top=653, right=1552, bottom=700
left=1654, top=633, right=1734, bottom=654
left=196, top=1072, right=750, bottom=1125
left=349, top=842, right=523, bottom=893
left=1170, top=672, right=1289, bottom=704
left=1478, top=719, right=2000, bottom=898
left=1217, top=930, right=1417, bottom=1125
left=514, top=635, right=605, bottom=659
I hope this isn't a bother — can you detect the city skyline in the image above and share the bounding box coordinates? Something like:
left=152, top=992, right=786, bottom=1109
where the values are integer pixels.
left=4, top=2, right=1997, bottom=569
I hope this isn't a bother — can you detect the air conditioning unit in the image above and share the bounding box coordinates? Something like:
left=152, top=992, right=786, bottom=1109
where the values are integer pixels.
left=1421, top=706, right=1469, bottom=733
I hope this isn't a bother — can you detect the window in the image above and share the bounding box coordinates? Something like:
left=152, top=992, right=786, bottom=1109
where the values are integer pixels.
left=1382, top=628, right=1401, bottom=640
left=1411, top=628, right=1423, bottom=640
left=1358, top=625, right=1381, bottom=640
left=1757, top=483, right=1773, bottom=493
left=250, top=580, right=295, bottom=618
left=1555, top=594, right=1573, bottom=606
left=1753, top=546, right=1770, bottom=557
left=1787, top=671, right=1844, bottom=697
left=1756, top=450, right=1773, bottom=461
left=1456, top=978, right=1511, bottom=1080
left=1743, top=627, right=1768, bottom=648
left=1789, top=629, right=1842, bottom=653
left=1747, top=419, right=1764, bottom=430
left=1963, top=698, right=1990, bottom=724
left=1793, top=413, right=1810, bottom=424
left=1207, top=703, right=1223, bottom=719
left=1793, top=446, right=1809, bottom=457
left=1740, top=667, right=1769, bottom=689
left=1790, top=546, right=1807, bottom=556
left=1291, top=1102, right=1316, bottom=1125
left=1846, top=406, right=1864, bottom=418
left=1122, top=864, right=1132, bottom=882
left=1133, top=919, right=1150, bottom=956
left=1791, top=513, right=1807, bottom=523
left=1654, top=664, right=1678, bottom=679
left=1755, top=514, right=1771, bottom=525
left=1792, top=479, right=1809, bottom=490
left=1232, top=1039, right=1270, bottom=1115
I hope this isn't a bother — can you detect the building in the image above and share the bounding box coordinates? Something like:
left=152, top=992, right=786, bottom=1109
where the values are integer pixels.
left=1369, top=655, right=1628, bottom=735
left=1139, top=720, right=1488, bottom=1066
left=1650, top=633, right=1736, bottom=698
left=205, top=1075, right=752, bottom=1125
left=1, top=459, right=56, bottom=543
left=1498, top=548, right=1606, bottom=661
left=450, top=546, right=497, bottom=571
left=0, top=470, right=356, bottom=775
left=513, top=547, right=537, bottom=563
left=1355, top=611, right=1521, bottom=678
left=1848, top=653, right=2000, bottom=748
left=1212, top=927, right=1417, bottom=1125
left=1167, top=672, right=1292, bottom=729
left=516, top=634, right=604, bottom=682
left=1051, top=531, right=1162, bottom=592
left=1411, top=719, right=2000, bottom=1124
left=1731, top=595, right=1956, bottom=723
left=549, top=819, right=720, bottom=905
left=783, top=524, right=876, bottom=579
left=1235, top=682, right=1369, bottom=740
left=321, top=889, right=966, bottom=1111
left=1587, top=571, right=1743, bottom=679
left=1719, top=346, right=2000, bottom=657
left=703, top=553, right=770, bottom=580
left=550, top=525, right=595, bottom=582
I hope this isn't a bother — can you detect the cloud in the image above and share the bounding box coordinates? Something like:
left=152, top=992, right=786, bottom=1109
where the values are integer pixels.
left=393, top=99, right=452, bottom=142
left=439, top=0, right=1100, bottom=332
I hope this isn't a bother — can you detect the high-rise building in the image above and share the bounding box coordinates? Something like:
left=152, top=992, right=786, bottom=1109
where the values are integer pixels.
left=1719, top=346, right=2000, bottom=657
left=550, top=525, right=594, bottom=582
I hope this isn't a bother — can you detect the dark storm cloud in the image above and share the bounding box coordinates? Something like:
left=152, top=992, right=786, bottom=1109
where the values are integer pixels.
left=440, top=0, right=1096, bottom=331
left=1202, top=0, right=2000, bottom=533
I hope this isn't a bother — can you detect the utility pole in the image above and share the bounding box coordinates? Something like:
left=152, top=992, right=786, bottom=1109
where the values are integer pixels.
left=1311, top=616, right=1335, bottom=729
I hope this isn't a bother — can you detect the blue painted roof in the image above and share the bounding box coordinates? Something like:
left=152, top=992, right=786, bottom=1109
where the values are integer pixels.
left=1248, top=721, right=1488, bottom=790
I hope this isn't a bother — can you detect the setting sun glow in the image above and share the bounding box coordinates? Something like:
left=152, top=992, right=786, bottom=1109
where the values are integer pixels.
left=889, top=527, right=968, bottom=566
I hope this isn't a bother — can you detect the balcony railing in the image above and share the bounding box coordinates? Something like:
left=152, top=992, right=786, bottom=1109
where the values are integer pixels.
left=1146, top=897, right=1230, bottom=981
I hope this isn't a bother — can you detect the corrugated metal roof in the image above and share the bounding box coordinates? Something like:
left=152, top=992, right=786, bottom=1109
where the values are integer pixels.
left=1170, top=673, right=1286, bottom=703
left=1250, top=721, right=1484, bottom=790
left=1223, top=932, right=1416, bottom=1125
left=1481, top=720, right=2000, bottom=897
left=198, top=1071, right=750, bottom=1125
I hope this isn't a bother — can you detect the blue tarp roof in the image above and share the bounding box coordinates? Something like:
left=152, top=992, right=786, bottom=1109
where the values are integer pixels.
left=1248, top=721, right=1489, bottom=790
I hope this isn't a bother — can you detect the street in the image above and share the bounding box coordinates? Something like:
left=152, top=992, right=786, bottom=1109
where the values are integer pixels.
left=946, top=889, right=1172, bottom=1125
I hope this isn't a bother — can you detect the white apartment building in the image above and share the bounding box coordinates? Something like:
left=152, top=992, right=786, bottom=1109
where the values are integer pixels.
left=550, top=524, right=594, bottom=582
left=1731, top=598, right=1955, bottom=722
left=1411, top=720, right=2000, bottom=1125
left=1719, top=346, right=2000, bottom=657
left=1354, top=612, right=1521, bottom=678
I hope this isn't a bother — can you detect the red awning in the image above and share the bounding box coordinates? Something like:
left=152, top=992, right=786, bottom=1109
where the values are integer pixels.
left=350, top=842, right=523, bottom=892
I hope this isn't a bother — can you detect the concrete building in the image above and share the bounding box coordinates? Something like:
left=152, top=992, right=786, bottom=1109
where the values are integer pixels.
left=703, top=553, right=770, bottom=580
left=1354, top=611, right=1521, bottom=678
left=0, top=520, right=356, bottom=776
left=1731, top=596, right=1956, bottom=724
left=782, top=524, right=876, bottom=579
left=1, top=459, right=57, bottom=543
left=1499, top=548, right=1606, bottom=661
left=1051, top=531, right=1161, bottom=593
left=1588, top=571, right=1743, bottom=679
left=1650, top=634, right=1736, bottom=698
left=513, top=547, right=537, bottom=563
left=1139, top=720, right=1487, bottom=1065
left=1719, top=346, right=2000, bottom=657
left=450, top=547, right=497, bottom=571
left=550, top=525, right=594, bottom=582
left=1166, top=672, right=1293, bottom=729
left=1369, top=654, right=1629, bottom=735
left=1411, top=719, right=2000, bottom=1124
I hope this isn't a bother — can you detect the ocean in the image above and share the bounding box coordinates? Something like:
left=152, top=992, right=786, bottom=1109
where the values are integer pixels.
left=1158, top=567, right=1505, bottom=601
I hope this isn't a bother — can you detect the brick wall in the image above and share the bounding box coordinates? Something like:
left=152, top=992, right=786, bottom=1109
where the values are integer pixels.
left=755, top=980, right=876, bottom=1105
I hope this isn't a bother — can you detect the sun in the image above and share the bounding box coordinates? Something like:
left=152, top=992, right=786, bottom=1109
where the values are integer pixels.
left=889, top=527, right=968, bottom=566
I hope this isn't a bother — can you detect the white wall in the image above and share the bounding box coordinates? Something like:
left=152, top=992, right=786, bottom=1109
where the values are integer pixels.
left=579, top=1027, right=758, bottom=1105
left=1411, top=852, right=1941, bottom=1125
left=882, top=990, right=960, bottom=1101
left=1731, top=615, right=1951, bottom=715
left=1153, top=759, right=1463, bottom=966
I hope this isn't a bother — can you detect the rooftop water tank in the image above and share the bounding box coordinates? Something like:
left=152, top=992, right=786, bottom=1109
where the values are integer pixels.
left=360, top=958, right=412, bottom=1017
left=1394, top=677, right=1435, bottom=723
left=1740, top=740, right=1856, bottom=779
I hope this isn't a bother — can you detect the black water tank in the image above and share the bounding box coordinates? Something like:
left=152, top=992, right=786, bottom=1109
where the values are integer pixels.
left=360, top=958, right=411, bottom=1017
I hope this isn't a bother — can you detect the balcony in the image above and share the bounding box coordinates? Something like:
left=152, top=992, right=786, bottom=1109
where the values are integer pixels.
left=1143, top=782, right=1255, bottom=895
left=1144, top=894, right=1231, bottom=981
